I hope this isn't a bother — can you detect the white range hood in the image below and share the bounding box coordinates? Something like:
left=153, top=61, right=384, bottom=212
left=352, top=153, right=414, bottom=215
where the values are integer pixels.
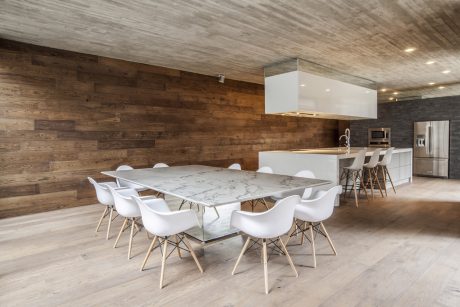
left=264, top=59, right=377, bottom=120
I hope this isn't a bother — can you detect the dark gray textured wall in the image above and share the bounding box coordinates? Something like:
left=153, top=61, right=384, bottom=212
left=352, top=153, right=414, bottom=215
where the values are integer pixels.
left=350, top=95, right=460, bottom=179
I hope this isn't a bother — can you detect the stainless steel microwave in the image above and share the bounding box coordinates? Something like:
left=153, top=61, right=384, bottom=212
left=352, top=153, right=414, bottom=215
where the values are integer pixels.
left=368, top=128, right=391, bottom=147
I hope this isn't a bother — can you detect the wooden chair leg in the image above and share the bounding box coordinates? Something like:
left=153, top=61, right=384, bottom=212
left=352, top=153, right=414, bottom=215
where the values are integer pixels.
left=373, top=168, right=384, bottom=197
left=95, top=206, right=108, bottom=232
left=262, top=199, right=270, bottom=210
left=278, top=237, right=298, bottom=277
left=320, top=222, right=337, bottom=255
left=232, top=236, right=251, bottom=275
left=140, top=236, right=158, bottom=271
left=262, top=239, right=269, bottom=294
left=106, top=207, right=114, bottom=240
left=300, top=222, right=307, bottom=245
left=128, top=218, right=135, bottom=259
left=159, top=237, right=168, bottom=289
left=175, top=235, right=182, bottom=258
left=343, top=169, right=350, bottom=197
left=113, top=218, right=128, bottom=248
left=368, top=169, right=374, bottom=199
left=309, top=224, right=316, bottom=268
left=360, top=170, right=369, bottom=200
left=284, top=221, right=296, bottom=246
left=381, top=166, right=388, bottom=197
left=183, top=235, right=203, bottom=273
left=385, top=166, right=396, bottom=194
left=352, top=171, right=359, bottom=207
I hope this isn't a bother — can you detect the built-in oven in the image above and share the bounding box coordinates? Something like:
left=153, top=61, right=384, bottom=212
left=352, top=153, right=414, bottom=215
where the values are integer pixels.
left=368, top=128, right=391, bottom=147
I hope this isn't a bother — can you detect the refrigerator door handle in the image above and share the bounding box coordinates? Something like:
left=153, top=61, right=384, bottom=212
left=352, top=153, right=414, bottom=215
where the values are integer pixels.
left=425, top=125, right=430, bottom=155
left=428, top=125, right=433, bottom=155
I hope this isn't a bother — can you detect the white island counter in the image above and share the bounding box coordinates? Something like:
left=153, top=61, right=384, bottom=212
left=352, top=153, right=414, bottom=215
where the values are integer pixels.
left=259, top=147, right=412, bottom=205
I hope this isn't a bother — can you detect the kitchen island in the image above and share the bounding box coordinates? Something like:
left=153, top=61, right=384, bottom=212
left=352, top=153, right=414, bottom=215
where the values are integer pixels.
left=259, top=147, right=413, bottom=205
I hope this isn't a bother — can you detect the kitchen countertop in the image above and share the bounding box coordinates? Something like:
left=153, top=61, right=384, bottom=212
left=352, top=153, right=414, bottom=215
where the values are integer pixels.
left=261, top=147, right=412, bottom=159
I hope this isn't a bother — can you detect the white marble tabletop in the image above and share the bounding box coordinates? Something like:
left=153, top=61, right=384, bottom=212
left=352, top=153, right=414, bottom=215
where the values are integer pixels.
left=102, top=165, right=330, bottom=207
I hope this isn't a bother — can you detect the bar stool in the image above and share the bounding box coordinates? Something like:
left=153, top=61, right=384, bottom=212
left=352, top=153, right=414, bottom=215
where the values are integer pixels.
left=377, top=147, right=396, bottom=196
left=363, top=148, right=384, bottom=199
left=340, top=149, right=367, bottom=207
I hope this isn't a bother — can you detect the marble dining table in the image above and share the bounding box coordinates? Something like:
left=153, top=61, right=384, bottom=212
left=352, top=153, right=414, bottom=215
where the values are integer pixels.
left=102, top=165, right=330, bottom=243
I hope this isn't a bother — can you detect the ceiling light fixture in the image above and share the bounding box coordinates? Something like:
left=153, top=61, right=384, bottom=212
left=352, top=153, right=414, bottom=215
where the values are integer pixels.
left=442, top=70, right=451, bottom=74
left=389, top=97, right=394, bottom=101
left=380, top=88, right=387, bottom=92
left=428, top=82, right=435, bottom=85
left=426, top=60, right=435, bottom=65
left=404, top=47, right=416, bottom=53
left=393, top=92, right=399, bottom=95
left=438, top=86, right=445, bottom=89
left=325, top=88, right=331, bottom=92
left=300, top=84, right=306, bottom=87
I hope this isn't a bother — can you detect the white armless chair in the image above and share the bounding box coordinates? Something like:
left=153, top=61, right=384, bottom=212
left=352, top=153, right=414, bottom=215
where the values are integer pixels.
left=377, top=147, right=396, bottom=195
left=287, top=186, right=341, bottom=268
left=133, top=196, right=203, bottom=289
left=109, top=186, right=153, bottom=259
left=88, top=177, right=119, bottom=240
left=363, top=148, right=384, bottom=199
left=271, top=170, right=316, bottom=201
left=116, top=165, right=149, bottom=192
left=340, top=149, right=367, bottom=207
left=152, top=163, right=169, bottom=198
left=231, top=195, right=300, bottom=294
left=228, top=163, right=242, bottom=170
left=248, top=166, right=274, bottom=212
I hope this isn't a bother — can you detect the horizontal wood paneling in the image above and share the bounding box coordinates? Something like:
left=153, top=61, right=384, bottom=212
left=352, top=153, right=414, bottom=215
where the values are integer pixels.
left=0, top=39, right=338, bottom=218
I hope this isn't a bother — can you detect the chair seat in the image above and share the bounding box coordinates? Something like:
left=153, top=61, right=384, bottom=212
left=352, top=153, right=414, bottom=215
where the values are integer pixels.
left=231, top=209, right=291, bottom=239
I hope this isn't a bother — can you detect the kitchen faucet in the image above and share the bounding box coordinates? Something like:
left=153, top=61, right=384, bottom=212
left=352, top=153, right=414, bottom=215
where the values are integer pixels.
left=339, top=128, right=351, bottom=151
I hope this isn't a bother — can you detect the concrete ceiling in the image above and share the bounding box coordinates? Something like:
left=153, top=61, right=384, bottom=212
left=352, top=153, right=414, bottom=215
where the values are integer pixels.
left=1, top=0, right=460, bottom=102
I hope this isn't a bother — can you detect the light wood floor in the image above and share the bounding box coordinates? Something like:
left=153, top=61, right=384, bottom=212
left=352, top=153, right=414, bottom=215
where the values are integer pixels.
left=1, top=177, right=459, bottom=307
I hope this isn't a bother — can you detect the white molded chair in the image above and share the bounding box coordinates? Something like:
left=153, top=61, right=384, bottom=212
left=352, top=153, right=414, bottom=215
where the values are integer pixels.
left=340, top=149, right=367, bottom=207
left=257, top=166, right=273, bottom=174
left=248, top=166, right=274, bottom=211
left=363, top=148, right=384, bottom=198
left=228, top=163, right=242, bottom=170
left=231, top=195, right=300, bottom=294
left=287, top=186, right=341, bottom=268
left=116, top=165, right=148, bottom=192
left=88, top=177, right=119, bottom=240
left=271, top=170, right=316, bottom=201
left=152, top=163, right=169, bottom=198
left=133, top=196, right=203, bottom=289
left=109, top=186, right=154, bottom=259
left=377, top=147, right=396, bottom=195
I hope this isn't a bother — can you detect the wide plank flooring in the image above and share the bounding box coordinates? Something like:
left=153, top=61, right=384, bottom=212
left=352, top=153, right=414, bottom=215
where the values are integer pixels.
left=1, top=177, right=459, bottom=307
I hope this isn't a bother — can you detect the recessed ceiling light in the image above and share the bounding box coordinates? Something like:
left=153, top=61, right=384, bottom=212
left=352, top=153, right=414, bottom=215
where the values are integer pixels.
left=389, top=97, right=394, bottom=101
left=438, top=86, right=445, bottom=89
left=428, top=82, right=435, bottom=85
left=426, top=60, right=436, bottom=65
left=404, top=47, right=416, bottom=53
left=442, top=70, right=451, bottom=74
left=393, top=92, right=399, bottom=95
left=300, top=84, right=306, bottom=87
left=380, top=88, right=387, bottom=92
left=325, top=88, right=331, bottom=92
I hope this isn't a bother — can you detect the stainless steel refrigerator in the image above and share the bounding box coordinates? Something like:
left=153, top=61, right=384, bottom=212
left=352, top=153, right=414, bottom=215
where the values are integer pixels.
left=413, top=120, right=449, bottom=178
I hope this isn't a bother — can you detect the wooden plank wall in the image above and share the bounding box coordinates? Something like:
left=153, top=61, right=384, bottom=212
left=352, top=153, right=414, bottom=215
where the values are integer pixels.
left=0, top=39, right=338, bottom=218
